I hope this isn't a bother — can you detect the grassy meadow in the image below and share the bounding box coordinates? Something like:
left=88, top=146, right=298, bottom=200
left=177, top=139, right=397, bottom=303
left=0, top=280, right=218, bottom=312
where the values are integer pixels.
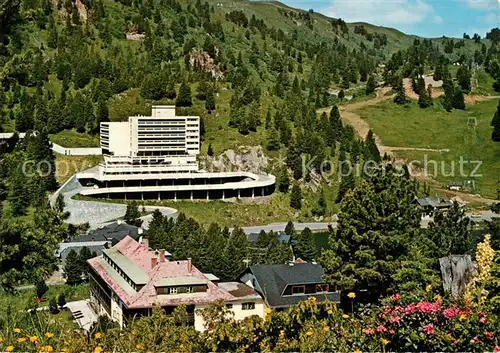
left=356, top=99, right=500, bottom=199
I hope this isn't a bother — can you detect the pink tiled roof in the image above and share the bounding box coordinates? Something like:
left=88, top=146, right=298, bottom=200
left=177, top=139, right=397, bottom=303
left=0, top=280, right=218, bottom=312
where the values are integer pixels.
left=88, top=236, right=234, bottom=308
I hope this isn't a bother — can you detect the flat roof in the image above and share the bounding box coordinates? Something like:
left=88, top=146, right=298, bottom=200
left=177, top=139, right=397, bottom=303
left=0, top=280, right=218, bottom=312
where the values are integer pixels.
left=103, top=248, right=149, bottom=285
left=203, top=273, right=220, bottom=281
left=154, top=276, right=208, bottom=287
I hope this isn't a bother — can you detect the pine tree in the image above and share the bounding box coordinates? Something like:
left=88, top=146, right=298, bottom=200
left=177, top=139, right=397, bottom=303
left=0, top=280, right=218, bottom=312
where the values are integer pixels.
left=452, top=87, right=465, bottom=110
left=365, top=130, right=381, bottom=162
left=141, top=74, right=166, bottom=100
left=284, top=221, right=295, bottom=236
left=277, top=167, right=290, bottom=193
left=295, top=227, right=317, bottom=261
left=366, top=74, right=376, bottom=95
left=266, top=127, right=280, bottom=151
left=176, top=82, right=193, bottom=107
left=492, top=101, right=500, bottom=142
left=64, top=250, right=82, bottom=285
left=35, top=278, right=48, bottom=300
left=393, top=76, right=407, bottom=105
left=124, top=201, right=143, bottom=227
left=205, top=89, right=216, bottom=112
left=78, top=246, right=93, bottom=280
left=207, top=143, right=214, bottom=156
left=290, top=183, right=302, bottom=210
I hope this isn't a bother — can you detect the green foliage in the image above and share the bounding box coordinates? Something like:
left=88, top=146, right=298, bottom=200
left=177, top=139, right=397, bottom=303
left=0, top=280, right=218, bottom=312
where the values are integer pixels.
left=290, top=183, right=302, bottom=210
left=35, top=278, right=48, bottom=300
left=492, top=100, right=500, bottom=142
left=64, top=249, right=82, bottom=285
left=124, top=201, right=143, bottom=228
left=294, top=227, right=317, bottom=261
left=428, top=202, right=473, bottom=257
left=393, top=76, right=407, bottom=105
left=321, top=166, right=423, bottom=295
left=176, top=82, right=193, bottom=107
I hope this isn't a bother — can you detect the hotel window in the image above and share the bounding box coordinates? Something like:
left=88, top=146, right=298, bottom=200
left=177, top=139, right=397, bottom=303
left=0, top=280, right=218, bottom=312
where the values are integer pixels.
left=169, top=287, right=178, bottom=294
left=242, top=302, right=255, bottom=310
left=186, top=287, right=194, bottom=293
left=226, top=304, right=233, bottom=309
left=291, top=286, right=305, bottom=295
left=315, top=284, right=329, bottom=293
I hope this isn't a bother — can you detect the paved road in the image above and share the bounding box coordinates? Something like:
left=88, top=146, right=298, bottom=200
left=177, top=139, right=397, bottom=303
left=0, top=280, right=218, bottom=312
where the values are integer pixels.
left=54, top=175, right=177, bottom=229
left=232, top=222, right=337, bottom=235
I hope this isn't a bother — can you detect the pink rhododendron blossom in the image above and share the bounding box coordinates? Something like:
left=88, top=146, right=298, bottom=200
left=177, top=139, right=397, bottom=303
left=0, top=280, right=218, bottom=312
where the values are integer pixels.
left=442, top=307, right=461, bottom=319
left=363, top=328, right=374, bottom=335
left=493, top=346, right=500, bottom=352
left=416, top=301, right=440, bottom=314
left=479, top=316, right=487, bottom=324
left=376, top=325, right=387, bottom=333
left=484, top=332, right=494, bottom=340
left=423, top=324, right=434, bottom=335
left=389, top=316, right=401, bottom=324
left=471, top=336, right=480, bottom=344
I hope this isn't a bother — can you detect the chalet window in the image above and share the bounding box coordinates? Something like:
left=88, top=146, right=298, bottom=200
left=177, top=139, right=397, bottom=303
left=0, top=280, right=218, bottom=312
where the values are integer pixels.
left=242, top=302, right=255, bottom=310
left=226, top=304, right=233, bottom=309
left=186, top=287, right=194, bottom=293
left=169, top=287, right=178, bottom=294
left=315, top=284, right=329, bottom=293
left=291, top=286, right=305, bottom=295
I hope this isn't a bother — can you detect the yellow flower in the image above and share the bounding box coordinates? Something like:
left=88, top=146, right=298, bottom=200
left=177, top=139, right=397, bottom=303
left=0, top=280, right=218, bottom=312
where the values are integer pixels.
left=44, top=345, right=54, bottom=352
left=30, top=336, right=38, bottom=343
left=381, top=338, right=390, bottom=346
left=306, top=331, right=313, bottom=336
left=94, top=332, right=102, bottom=339
left=434, top=295, right=442, bottom=302
left=342, top=314, right=349, bottom=319
left=425, top=284, right=432, bottom=292
left=0, top=337, right=3, bottom=343
left=6, top=345, right=14, bottom=352
left=18, top=337, right=26, bottom=343
left=45, top=332, right=54, bottom=338
left=13, top=328, right=21, bottom=333
left=354, top=349, right=362, bottom=353
left=136, top=344, right=144, bottom=350
left=63, top=348, right=70, bottom=353
left=347, top=292, right=356, bottom=299
left=264, top=307, right=272, bottom=314
left=323, top=326, right=330, bottom=332
left=459, top=313, right=467, bottom=321
left=308, top=297, right=317, bottom=303
left=94, top=346, right=103, bottom=353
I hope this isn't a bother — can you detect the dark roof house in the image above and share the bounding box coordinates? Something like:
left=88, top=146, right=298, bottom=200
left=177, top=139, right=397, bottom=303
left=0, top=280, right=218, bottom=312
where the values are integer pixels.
left=240, top=263, right=340, bottom=309
left=58, top=221, right=144, bottom=264
left=412, top=196, right=453, bottom=210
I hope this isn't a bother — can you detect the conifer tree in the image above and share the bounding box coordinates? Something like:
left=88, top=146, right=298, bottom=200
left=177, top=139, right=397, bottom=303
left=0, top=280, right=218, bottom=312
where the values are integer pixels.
left=205, top=89, right=215, bottom=112
left=452, top=87, right=465, bottom=110
left=492, top=101, right=500, bottom=142
left=366, top=74, right=376, bottom=95
left=284, top=221, right=295, bottom=236
left=393, top=76, right=407, bottom=105
left=207, top=143, right=214, bottom=156
left=277, top=167, right=290, bottom=193
left=64, top=250, right=82, bottom=285
left=36, top=278, right=48, bottom=300
left=290, top=183, right=302, bottom=210
left=295, top=227, right=317, bottom=261
left=266, top=127, right=280, bottom=151
left=124, top=201, right=143, bottom=227
left=176, top=82, right=193, bottom=107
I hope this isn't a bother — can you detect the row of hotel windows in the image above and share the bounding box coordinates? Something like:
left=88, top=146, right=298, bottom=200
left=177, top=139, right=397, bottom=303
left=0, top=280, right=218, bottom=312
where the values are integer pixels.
left=226, top=302, right=255, bottom=310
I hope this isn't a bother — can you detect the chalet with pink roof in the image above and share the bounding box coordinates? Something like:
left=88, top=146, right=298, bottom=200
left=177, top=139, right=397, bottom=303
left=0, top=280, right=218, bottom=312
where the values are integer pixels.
left=87, top=236, right=264, bottom=330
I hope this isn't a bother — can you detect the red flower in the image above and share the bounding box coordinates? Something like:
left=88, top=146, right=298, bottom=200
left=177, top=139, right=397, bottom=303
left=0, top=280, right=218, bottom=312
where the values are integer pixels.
left=479, top=316, right=487, bottom=324
left=389, top=329, right=395, bottom=335
left=416, top=301, right=440, bottom=314
left=442, top=307, right=461, bottom=319
left=484, top=332, right=494, bottom=340
left=493, top=346, right=500, bottom=352
left=389, top=316, right=401, bottom=324
left=363, top=328, right=374, bottom=335
left=376, top=325, right=387, bottom=333
left=470, top=336, right=480, bottom=344
left=423, top=324, right=434, bottom=335
left=391, top=294, right=401, bottom=301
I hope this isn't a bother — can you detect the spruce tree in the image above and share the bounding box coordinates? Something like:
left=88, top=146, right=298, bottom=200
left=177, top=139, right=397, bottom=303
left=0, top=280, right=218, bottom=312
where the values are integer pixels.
left=452, top=87, right=465, bottom=110
left=393, top=76, right=407, bottom=105
left=207, top=143, right=214, bottom=156
left=205, top=89, right=215, bottom=112
left=295, top=227, right=317, bottom=261
left=284, top=221, right=295, bottom=236
left=277, top=167, right=290, bottom=193
left=366, top=74, right=376, bottom=95
left=124, top=201, right=143, bottom=227
left=491, top=101, right=500, bottom=142
left=78, top=246, right=93, bottom=280
left=176, top=82, right=193, bottom=107
left=35, top=278, right=49, bottom=300
left=290, top=183, right=302, bottom=210
left=64, top=250, right=82, bottom=285
left=266, top=128, right=280, bottom=151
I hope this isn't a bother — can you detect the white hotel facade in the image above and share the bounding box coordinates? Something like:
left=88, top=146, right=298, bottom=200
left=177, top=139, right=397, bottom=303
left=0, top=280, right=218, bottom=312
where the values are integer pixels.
left=77, top=106, right=275, bottom=200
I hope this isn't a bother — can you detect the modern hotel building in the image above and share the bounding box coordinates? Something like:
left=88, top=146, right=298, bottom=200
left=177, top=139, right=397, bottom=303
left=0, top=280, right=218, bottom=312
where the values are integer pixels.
left=77, top=106, right=275, bottom=200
